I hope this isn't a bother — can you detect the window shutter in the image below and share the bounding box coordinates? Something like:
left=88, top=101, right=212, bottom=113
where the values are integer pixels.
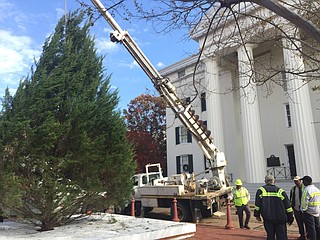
left=201, top=92, right=206, bottom=112
left=176, top=156, right=181, bottom=174
left=204, top=155, right=209, bottom=170
left=187, top=131, right=192, bottom=143
left=175, top=127, right=180, bottom=145
left=188, top=155, right=193, bottom=173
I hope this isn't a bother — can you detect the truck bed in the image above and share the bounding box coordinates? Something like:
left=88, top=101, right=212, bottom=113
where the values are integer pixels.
left=139, top=186, right=231, bottom=200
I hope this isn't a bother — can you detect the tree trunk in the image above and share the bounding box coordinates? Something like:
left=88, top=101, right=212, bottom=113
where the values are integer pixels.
left=41, top=219, right=55, bottom=231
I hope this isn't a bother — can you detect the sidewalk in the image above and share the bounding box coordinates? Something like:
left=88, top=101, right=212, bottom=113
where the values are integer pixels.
left=147, top=205, right=301, bottom=240
left=187, top=224, right=298, bottom=240
left=186, top=205, right=300, bottom=240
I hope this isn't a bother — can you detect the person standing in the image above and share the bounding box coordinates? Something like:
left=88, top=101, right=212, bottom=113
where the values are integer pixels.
left=231, top=179, right=251, bottom=229
left=290, top=176, right=306, bottom=240
left=254, top=174, right=294, bottom=240
left=301, top=175, right=320, bottom=240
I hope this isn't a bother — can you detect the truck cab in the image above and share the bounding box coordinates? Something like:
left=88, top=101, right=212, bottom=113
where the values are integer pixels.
left=132, top=163, right=166, bottom=198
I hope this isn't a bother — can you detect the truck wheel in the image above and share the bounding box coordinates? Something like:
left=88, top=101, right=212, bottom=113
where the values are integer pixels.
left=114, top=206, right=123, bottom=214
left=212, top=202, right=220, bottom=212
left=143, top=207, right=153, bottom=213
left=171, top=202, right=191, bottom=222
left=200, top=206, right=213, bottom=218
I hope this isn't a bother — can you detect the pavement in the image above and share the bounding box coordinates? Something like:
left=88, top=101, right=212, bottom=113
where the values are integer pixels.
left=186, top=224, right=299, bottom=240
left=0, top=202, right=301, bottom=239
left=183, top=205, right=301, bottom=240
left=145, top=205, right=302, bottom=240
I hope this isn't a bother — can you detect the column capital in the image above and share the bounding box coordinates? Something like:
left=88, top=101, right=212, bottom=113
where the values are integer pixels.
left=201, top=53, right=218, bottom=63
left=237, top=44, right=258, bottom=53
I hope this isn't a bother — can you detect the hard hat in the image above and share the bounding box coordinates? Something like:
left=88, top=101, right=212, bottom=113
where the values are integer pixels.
left=293, top=176, right=301, bottom=181
left=235, top=179, right=242, bottom=186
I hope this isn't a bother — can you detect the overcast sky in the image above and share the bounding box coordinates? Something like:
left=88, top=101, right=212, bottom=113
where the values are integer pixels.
left=0, top=0, right=198, bottom=110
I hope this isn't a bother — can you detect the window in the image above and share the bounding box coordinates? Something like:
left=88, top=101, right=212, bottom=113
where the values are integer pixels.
left=201, top=92, right=206, bottom=112
left=132, top=176, right=139, bottom=186
left=176, top=154, right=194, bottom=174
left=204, top=155, right=209, bottom=170
left=178, top=69, right=186, bottom=79
left=284, top=103, right=291, bottom=128
left=175, top=126, right=192, bottom=144
left=142, top=176, right=148, bottom=185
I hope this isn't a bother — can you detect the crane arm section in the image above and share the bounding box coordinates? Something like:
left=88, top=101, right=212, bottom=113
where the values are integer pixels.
left=90, top=0, right=227, bottom=175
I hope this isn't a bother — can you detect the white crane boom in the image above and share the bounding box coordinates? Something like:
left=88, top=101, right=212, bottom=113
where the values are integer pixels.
left=90, top=0, right=227, bottom=188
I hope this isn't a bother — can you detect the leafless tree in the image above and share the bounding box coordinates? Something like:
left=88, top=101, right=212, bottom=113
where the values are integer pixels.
left=81, top=0, right=320, bottom=96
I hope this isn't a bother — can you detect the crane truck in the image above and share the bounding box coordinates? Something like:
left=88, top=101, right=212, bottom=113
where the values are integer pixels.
left=90, top=0, right=232, bottom=222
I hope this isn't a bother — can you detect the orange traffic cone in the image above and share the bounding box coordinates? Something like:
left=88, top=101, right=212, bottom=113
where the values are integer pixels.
left=131, top=197, right=135, bottom=217
left=172, top=198, right=180, bottom=222
left=225, top=199, right=234, bottom=229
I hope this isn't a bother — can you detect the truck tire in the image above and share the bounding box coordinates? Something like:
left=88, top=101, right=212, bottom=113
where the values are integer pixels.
left=119, top=201, right=142, bottom=216
left=143, top=207, right=154, bottom=213
left=171, top=202, right=191, bottom=222
left=200, top=206, right=213, bottom=218
left=212, top=202, right=220, bottom=212
left=115, top=204, right=131, bottom=215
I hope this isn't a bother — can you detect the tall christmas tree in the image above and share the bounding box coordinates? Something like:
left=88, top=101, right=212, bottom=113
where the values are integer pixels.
left=0, top=10, right=135, bottom=231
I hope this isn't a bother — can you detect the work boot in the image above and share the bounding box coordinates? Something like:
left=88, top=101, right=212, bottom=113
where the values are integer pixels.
left=244, top=225, right=250, bottom=230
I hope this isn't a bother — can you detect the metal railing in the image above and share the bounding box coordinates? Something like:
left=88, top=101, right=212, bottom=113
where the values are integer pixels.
left=267, top=167, right=291, bottom=180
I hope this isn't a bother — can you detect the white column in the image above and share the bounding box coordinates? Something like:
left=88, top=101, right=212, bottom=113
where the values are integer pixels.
left=204, top=57, right=225, bottom=152
left=282, top=37, right=320, bottom=182
left=237, top=45, right=266, bottom=183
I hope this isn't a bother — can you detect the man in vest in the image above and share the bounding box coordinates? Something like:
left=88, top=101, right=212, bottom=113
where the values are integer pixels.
left=301, top=175, right=320, bottom=240
left=290, top=176, right=306, bottom=240
left=231, top=178, right=251, bottom=229
left=254, top=174, right=294, bottom=240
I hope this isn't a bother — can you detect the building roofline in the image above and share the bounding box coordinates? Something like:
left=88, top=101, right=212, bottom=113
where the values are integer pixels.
left=159, top=54, right=199, bottom=76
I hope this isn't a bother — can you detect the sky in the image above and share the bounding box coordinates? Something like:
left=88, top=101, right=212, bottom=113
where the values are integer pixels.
left=0, top=0, right=198, bottom=110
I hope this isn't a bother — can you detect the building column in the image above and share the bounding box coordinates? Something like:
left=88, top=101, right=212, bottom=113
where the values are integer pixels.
left=204, top=57, right=225, bottom=152
left=282, top=37, right=320, bottom=182
left=237, top=45, right=266, bottom=183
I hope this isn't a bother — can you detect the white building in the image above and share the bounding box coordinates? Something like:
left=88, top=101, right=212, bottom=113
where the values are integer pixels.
left=159, top=4, right=320, bottom=183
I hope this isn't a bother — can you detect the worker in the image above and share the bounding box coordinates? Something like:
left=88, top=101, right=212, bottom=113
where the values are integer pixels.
left=300, top=175, right=320, bottom=240
left=290, top=176, right=306, bottom=240
left=254, top=174, right=294, bottom=240
left=231, top=178, right=251, bottom=229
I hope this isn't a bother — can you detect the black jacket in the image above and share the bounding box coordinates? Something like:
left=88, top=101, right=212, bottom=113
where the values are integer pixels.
left=254, top=184, right=293, bottom=223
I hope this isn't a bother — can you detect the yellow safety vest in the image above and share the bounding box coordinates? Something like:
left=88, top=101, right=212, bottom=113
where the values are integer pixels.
left=233, top=187, right=249, bottom=206
left=301, top=185, right=320, bottom=213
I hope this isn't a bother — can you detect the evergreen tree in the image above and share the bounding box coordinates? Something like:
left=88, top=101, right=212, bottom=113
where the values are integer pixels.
left=0, top=10, right=135, bottom=231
